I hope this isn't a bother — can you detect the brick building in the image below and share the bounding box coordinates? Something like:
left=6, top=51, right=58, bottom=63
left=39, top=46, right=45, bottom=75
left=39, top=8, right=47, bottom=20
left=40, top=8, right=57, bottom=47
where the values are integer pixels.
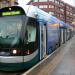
left=32, top=0, right=75, bottom=24
left=0, top=0, right=17, bottom=8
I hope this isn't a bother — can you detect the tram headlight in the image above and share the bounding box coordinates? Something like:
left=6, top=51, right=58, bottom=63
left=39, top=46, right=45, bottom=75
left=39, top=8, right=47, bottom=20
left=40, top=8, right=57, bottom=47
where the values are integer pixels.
left=12, top=49, right=17, bottom=54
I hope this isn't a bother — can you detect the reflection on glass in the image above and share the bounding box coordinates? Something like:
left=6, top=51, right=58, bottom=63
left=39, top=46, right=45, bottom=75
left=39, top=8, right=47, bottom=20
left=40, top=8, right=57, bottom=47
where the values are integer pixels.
left=26, top=25, right=36, bottom=42
left=0, top=15, right=23, bottom=46
left=25, top=18, right=37, bottom=44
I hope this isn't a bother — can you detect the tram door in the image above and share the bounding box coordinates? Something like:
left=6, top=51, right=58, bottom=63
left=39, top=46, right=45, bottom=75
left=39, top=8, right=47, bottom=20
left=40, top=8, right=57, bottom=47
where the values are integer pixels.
left=60, top=28, right=66, bottom=45
left=60, top=28, right=64, bottom=45
left=64, top=29, right=67, bottom=42
left=39, top=24, right=47, bottom=60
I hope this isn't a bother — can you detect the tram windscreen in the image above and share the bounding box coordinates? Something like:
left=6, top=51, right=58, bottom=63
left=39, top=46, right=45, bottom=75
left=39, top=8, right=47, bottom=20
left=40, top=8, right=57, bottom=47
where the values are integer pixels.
left=0, top=15, right=23, bottom=46
left=0, top=6, right=25, bottom=47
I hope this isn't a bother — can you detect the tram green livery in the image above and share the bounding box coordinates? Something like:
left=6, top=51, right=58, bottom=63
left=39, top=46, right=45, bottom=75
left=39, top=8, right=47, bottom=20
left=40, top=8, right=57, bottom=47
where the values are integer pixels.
left=0, top=5, right=74, bottom=71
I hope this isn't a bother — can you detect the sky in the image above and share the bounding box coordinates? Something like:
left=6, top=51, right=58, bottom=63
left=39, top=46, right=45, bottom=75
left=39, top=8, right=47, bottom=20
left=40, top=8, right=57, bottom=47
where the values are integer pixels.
left=62, top=0, right=75, bottom=6
left=18, top=0, right=32, bottom=5
left=18, top=0, right=75, bottom=7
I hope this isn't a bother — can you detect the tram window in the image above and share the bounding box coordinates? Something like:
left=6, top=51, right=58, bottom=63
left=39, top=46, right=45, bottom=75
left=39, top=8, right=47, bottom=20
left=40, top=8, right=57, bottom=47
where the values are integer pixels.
left=27, top=25, right=36, bottom=42
left=24, top=18, right=37, bottom=44
left=0, top=16, right=22, bottom=38
left=24, top=18, right=38, bottom=53
left=0, top=15, right=24, bottom=47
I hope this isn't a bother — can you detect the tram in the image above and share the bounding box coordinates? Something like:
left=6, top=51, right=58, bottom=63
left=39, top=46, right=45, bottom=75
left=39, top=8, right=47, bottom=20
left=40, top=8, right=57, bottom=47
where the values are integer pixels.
left=0, top=5, right=74, bottom=71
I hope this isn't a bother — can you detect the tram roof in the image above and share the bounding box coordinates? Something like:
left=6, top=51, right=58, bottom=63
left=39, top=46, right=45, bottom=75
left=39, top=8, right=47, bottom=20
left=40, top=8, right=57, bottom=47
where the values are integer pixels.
left=18, top=5, right=61, bottom=24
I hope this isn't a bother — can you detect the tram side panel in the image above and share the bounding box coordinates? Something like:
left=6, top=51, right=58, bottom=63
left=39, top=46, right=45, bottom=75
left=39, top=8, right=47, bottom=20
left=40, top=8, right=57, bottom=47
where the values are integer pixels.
left=46, top=23, right=60, bottom=54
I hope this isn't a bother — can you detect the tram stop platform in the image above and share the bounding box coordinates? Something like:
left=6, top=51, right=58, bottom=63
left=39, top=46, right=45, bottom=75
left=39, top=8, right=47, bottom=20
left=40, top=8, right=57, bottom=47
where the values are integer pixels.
left=22, top=35, right=75, bottom=75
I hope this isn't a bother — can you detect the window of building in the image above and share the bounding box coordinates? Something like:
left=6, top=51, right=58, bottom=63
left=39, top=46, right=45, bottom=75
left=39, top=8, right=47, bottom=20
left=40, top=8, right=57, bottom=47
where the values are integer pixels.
left=60, top=14, right=63, bottom=17
left=39, top=5, right=48, bottom=8
left=43, top=5, right=48, bottom=8
left=55, top=14, right=60, bottom=17
left=60, top=2, right=64, bottom=6
left=39, top=0, right=48, bottom=2
left=60, top=9, right=64, bottom=12
left=55, top=0, right=59, bottom=4
left=39, top=5, right=43, bottom=8
left=49, top=5, right=54, bottom=8
left=0, top=0, right=8, bottom=8
left=49, top=12, right=54, bottom=15
left=49, top=0, right=54, bottom=2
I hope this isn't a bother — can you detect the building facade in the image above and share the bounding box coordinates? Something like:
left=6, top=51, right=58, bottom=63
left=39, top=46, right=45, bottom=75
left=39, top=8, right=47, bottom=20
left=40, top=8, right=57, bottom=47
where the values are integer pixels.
left=0, top=0, right=17, bottom=8
left=65, top=3, right=75, bottom=24
left=32, top=0, right=75, bottom=24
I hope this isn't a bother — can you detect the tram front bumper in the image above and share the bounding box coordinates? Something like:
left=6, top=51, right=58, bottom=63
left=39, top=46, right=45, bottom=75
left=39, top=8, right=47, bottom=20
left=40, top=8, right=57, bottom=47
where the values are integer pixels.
left=0, top=50, right=39, bottom=71
left=0, top=56, right=24, bottom=71
left=0, top=56, right=23, bottom=63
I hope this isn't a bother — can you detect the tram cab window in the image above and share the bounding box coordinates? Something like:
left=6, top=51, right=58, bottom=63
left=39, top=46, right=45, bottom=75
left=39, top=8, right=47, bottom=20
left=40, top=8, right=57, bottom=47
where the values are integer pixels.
left=24, top=17, right=38, bottom=52
left=26, top=25, right=36, bottom=42
left=24, top=17, right=37, bottom=44
left=0, top=15, right=23, bottom=47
